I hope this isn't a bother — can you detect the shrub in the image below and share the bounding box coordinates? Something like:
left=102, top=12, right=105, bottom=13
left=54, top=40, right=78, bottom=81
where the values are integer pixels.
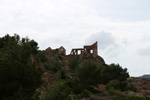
left=43, top=62, right=51, bottom=70
left=69, top=60, right=102, bottom=94
left=126, top=83, right=137, bottom=92
left=53, top=68, right=67, bottom=80
left=69, top=80, right=87, bottom=94
left=119, top=81, right=128, bottom=91
left=36, top=51, right=48, bottom=63
left=68, top=56, right=79, bottom=71
left=44, top=61, right=62, bottom=73
left=106, top=80, right=120, bottom=91
left=41, top=80, right=71, bottom=100
left=114, top=95, right=150, bottom=100
left=75, top=60, right=101, bottom=86
left=78, top=89, right=92, bottom=99
left=101, top=64, right=129, bottom=84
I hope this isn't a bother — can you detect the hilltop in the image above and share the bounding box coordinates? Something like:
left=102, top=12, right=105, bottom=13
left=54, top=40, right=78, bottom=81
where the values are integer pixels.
left=38, top=42, right=150, bottom=100
left=38, top=42, right=105, bottom=98
left=139, top=75, right=150, bottom=78
left=0, top=34, right=150, bottom=100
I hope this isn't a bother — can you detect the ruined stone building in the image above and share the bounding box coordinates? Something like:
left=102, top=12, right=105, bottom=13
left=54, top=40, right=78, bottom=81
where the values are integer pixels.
left=45, top=41, right=98, bottom=58
left=58, top=46, right=66, bottom=55
left=70, top=41, right=98, bottom=58
left=46, top=46, right=66, bottom=55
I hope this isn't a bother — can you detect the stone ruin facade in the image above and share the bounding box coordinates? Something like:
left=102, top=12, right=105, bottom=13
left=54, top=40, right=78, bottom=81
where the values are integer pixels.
left=46, top=46, right=66, bottom=55
left=70, top=41, right=98, bottom=58
left=45, top=41, right=98, bottom=58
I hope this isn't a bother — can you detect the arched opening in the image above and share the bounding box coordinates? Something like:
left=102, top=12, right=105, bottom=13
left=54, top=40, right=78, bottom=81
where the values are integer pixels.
left=90, top=49, right=93, bottom=54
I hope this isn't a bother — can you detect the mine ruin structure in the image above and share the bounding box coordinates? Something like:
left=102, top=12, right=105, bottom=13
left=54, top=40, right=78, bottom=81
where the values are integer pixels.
left=70, top=42, right=98, bottom=58
left=46, top=46, right=66, bottom=55
left=45, top=42, right=98, bottom=58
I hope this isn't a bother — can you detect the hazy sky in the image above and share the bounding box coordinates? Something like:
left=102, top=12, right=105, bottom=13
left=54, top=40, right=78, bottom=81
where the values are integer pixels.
left=0, top=0, right=150, bottom=76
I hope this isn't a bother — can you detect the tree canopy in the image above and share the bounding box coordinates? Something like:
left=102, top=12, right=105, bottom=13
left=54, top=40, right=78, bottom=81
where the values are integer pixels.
left=0, top=34, right=43, bottom=100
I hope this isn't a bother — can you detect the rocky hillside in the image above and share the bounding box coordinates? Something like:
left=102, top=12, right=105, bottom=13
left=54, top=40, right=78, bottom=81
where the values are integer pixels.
left=1, top=34, right=150, bottom=100
left=37, top=49, right=150, bottom=100
left=83, top=77, right=150, bottom=100
left=133, top=77, right=150, bottom=95
left=38, top=49, right=105, bottom=98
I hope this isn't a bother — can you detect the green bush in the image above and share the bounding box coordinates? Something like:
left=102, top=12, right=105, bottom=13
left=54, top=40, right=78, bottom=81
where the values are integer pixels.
left=69, top=80, right=87, bottom=94
left=36, top=51, right=48, bottom=63
left=101, top=64, right=129, bottom=84
left=78, top=89, right=92, bottom=99
left=69, top=60, right=102, bottom=94
left=41, top=80, right=71, bottom=100
left=119, top=81, right=128, bottom=91
left=106, top=80, right=120, bottom=91
left=68, top=56, right=79, bottom=71
left=53, top=68, right=67, bottom=80
left=114, top=95, right=150, bottom=100
left=43, top=62, right=50, bottom=70
left=126, top=83, right=137, bottom=92
left=75, top=60, right=101, bottom=86
left=44, top=61, right=62, bottom=73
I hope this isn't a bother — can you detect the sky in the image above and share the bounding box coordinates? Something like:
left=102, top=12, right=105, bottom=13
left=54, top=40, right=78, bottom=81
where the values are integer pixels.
left=0, top=0, right=150, bottom=76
